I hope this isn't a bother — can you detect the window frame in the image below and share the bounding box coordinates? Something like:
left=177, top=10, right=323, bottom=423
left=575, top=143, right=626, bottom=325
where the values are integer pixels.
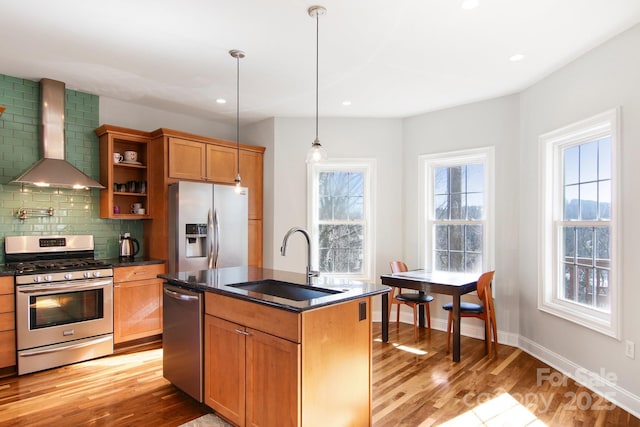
left=419, top=147, right=495, bottom=275
left=538, top=108, right=621, bottom=338
left=307, top=158, right=376, bottom=281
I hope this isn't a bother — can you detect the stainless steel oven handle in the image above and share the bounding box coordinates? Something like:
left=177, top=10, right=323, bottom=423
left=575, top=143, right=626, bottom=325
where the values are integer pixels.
left=17, top=278, right=113, bottom=294
left=164, top=287, right=200, bottom=301
left=19, top=335, right=113, bottom=357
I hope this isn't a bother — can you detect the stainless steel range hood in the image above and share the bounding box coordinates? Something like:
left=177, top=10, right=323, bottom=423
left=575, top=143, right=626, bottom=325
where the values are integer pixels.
left=10, top=78, right=105, bottom=190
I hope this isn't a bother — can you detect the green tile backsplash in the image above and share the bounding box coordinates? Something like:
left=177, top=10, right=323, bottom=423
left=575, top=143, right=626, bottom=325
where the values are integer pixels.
left=0, top=74, right=143, bottom=263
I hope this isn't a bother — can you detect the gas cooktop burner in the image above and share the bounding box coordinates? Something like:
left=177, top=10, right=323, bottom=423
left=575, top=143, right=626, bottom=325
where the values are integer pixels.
left=11, top=259, right=110, bottom=275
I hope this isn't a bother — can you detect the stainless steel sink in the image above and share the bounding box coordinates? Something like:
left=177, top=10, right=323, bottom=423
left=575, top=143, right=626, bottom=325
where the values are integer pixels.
left=228, top=280, right=342, bottom=301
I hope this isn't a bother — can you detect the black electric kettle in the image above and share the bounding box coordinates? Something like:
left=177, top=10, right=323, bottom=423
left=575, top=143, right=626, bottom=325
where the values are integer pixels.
left=119, top=232, right=140, bottom=259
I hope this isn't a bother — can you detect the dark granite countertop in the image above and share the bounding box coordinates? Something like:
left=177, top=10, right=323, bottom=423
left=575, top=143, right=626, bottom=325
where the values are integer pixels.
left=0, top=258, right=165, bottom=277
left=159, top=266, right=390, bottom=313
left=106, top=258, right=165, bottom=268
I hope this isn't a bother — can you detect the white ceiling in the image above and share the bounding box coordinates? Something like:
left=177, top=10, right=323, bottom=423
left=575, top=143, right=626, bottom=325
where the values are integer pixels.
left=1, top=1, right=639, bottom=126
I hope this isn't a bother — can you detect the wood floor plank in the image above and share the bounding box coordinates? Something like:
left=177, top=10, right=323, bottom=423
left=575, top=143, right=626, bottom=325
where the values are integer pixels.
left=0, top=324, right=638, bottom=426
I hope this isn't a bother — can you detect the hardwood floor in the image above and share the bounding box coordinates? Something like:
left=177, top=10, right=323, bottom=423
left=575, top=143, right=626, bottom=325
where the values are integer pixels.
left=0, top=324, right=638, bottom=426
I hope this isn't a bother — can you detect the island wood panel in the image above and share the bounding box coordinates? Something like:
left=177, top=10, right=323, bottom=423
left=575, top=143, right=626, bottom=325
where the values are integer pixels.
left=204, top=315, right=246, bottom=426
left=205, top=293, right=299, bottom=343
left=301, top=298, right=372, bottom=427
left=246, top=328, right=300, bottom=427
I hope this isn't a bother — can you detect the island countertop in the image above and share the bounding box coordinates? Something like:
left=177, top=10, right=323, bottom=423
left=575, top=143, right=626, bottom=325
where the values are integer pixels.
left=158, top=266, right=390, bottom=312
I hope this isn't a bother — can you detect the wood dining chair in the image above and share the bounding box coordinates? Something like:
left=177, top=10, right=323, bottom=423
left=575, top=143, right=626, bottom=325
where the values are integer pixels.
left=389, top=261, right=434, bottom=340
left=442, top=270, right=497, bottom=357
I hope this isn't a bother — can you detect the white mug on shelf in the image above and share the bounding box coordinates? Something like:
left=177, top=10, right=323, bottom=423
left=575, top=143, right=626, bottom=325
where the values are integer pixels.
left=136, top=208, right=146, bottom=215
left=113, top=152, right=123, bottom=163
left=124, top=151, right=138, bottom=162
left=131, top=203, right=143, bottom=214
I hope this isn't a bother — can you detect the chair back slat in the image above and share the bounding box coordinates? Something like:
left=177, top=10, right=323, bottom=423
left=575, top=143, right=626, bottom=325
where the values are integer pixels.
left=390, top=261, right=408, bottom=273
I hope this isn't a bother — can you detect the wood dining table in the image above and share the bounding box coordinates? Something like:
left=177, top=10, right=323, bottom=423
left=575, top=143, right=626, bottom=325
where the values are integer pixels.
left=380, top=270, right=479, bottom=362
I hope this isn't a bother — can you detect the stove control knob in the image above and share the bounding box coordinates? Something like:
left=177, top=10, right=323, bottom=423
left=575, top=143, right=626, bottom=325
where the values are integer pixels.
left=93, top=271, right=101, bottom=278
left=65, top=273, right=73, bottom=280
left=44, top=275, right=53, bottom=282
left=83, top=271, right=91, bottom=279
left=33, top=275, right=42, bottom=283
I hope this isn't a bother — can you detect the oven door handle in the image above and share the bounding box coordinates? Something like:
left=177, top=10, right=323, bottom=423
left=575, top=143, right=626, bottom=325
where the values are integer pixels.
left=19, top=335, right=113, bottom=357
left=16, top=278, right=113, bottom=294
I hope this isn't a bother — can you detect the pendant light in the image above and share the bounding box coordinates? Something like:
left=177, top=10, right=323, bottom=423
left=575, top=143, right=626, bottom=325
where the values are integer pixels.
left=306, top=5, right=328, bottom=163
left=229, top=49, right=245, bottom=193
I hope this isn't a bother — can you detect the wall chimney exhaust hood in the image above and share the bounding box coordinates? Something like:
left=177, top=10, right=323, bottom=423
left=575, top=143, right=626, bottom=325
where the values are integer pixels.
left=10, top=78, right=105, bottom=190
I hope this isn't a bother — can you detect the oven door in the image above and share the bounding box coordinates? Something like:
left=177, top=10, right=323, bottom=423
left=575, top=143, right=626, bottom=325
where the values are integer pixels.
left=16, top=278, right=114, bottom=351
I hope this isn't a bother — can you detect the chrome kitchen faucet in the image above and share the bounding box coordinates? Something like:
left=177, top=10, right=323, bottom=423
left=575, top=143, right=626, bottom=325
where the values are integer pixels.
left=280, top=227, right=319, bottom=284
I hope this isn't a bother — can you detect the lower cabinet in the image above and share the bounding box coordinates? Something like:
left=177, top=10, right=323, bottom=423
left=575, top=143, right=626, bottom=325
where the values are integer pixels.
left=205, top=316, right=300, bottom=427
left=0, top=276, right=16, bottom=369
left=204, top=293, right=372, bottom=427
left=113, top=263, right=165, bottom=344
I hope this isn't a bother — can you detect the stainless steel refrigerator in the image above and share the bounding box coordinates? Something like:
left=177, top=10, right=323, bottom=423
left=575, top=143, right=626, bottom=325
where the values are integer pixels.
left=168, top=181, right=248, bottom=273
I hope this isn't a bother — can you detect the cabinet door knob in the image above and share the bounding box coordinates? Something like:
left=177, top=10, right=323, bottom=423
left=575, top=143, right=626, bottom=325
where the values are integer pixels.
left=234, top=329, right=250, bottom=336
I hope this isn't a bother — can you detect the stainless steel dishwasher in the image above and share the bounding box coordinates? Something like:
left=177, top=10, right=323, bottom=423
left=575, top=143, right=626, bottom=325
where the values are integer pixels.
left=163, top=283, right=203, bottom=402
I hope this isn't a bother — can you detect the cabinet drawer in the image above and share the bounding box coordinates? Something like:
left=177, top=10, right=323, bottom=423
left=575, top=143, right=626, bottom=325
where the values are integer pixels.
left=0, top=295, right=14, bottom=314
left=206, top=293, right=300, bottom=343
left=114, top=263, right=165, bottom=283
left=0, top=277, right=13, bottom=294
left=0, top=312, right=14, bottom=332
left=0, top=330, right=16, bottom=368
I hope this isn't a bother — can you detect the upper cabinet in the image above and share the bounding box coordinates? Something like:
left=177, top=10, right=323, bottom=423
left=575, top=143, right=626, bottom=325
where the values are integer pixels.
left=168, top=137, right=238, bottom=184
left=146, top=128, right=265, bottom=267
left=96, top=125, right=152, bottom=220
left=168, top=137, right=207, bottom=181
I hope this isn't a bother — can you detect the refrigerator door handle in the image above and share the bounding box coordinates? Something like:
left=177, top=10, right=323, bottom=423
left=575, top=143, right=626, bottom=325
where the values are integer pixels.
left=213, top=209, right=220, bottom=268
left=207, top=208, right=214, bottom=269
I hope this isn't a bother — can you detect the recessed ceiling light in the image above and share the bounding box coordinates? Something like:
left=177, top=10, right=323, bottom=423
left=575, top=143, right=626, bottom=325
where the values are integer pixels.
left=216, top=98, right=227, bottom=104
left=509, top=53, right=525, bottom=62
left=342, top=100, right=352, bottom=106
left=461, top=0, right=479, bottom=10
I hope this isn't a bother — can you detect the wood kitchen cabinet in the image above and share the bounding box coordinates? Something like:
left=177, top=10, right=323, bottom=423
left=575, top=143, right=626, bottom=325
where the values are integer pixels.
left=96, top=124, right=265, bottom=267
left=0, top=276, right=16, bottom=370
left=96, top=125, right=152, bottom=220
left=168, top=137, right=237, bottom=184
left=146, top=128, right=265, bottom=267
left=204, top=293, right=372, bottom=427
left=113, top=263, right=165, bottom=344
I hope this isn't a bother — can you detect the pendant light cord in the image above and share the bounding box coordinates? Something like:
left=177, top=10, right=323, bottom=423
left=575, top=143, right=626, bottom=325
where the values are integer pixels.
left=236, top=53, right=240, bottom=178
left=315, top=10, right=319, bottom=143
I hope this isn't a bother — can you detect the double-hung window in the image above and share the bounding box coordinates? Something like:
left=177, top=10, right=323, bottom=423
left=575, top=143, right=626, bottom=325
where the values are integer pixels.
left=308, top=159, right=375, bottom=281
left=539, top=108, right=620, bottom=338
left=420, top=147, right=494, bottom=274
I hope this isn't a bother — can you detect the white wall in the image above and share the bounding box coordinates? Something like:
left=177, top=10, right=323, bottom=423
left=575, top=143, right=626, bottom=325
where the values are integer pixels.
left=518, top=24, right=640, bottom=404
left=260, top=118, right=404, bottom=293
left=402, top=95, right=521, bottom=340
left=99, top=96, right=235, bottom=138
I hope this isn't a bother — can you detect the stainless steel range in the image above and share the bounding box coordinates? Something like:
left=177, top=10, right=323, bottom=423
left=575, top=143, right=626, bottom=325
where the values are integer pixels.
left=5, top=235, right=114, bottom=375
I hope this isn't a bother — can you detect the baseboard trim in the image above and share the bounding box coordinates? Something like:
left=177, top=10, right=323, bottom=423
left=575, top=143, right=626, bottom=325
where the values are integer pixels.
left=518, top=335, right=640, bottom=419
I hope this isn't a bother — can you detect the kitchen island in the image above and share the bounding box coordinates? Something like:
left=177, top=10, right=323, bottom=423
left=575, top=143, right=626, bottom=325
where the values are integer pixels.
left=159, top=266, right=389, bottom=427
